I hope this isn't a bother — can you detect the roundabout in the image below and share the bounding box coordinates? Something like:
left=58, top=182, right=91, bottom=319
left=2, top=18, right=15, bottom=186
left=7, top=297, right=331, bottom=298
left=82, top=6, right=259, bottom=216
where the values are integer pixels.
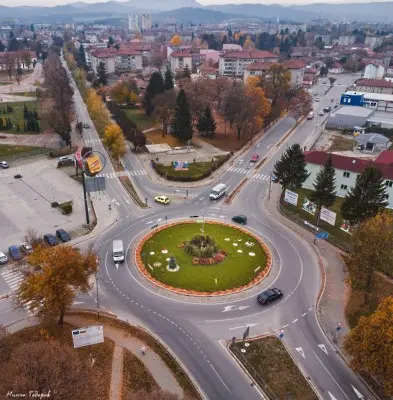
left=136, top=220, right=272, bottom=295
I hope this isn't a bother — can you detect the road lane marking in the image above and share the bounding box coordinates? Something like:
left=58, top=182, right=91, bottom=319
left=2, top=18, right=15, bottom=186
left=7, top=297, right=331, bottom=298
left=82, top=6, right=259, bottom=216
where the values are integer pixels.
left=295, top=347, right=305, bottom=358
left=229, top=323, right=259, bottom=331
left=292, top=318, right=298, bottom=323
left=301, top=312, right=307, bottom=317
left=312, top=351, right=350, bottom=400
left=318, top=344, right=328, bottom=355
left=222, top=305, right=249, bottom=312
left=328, top=392, right=339, bottom=400
left=352, top=385, right=364, bottom=398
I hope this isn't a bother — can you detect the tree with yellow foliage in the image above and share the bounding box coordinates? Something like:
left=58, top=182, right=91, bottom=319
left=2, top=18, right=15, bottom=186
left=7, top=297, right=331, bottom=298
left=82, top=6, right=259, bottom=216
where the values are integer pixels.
left=243, top=35, right=254, bottom=50
left=110, top=82, right=130, bottom=104
left=16, top=245, right=98, bottom=325
left=170, top=35, right=182, bottom=46
left=344, top=296, right=393, bottom=396
left=103, top=123, right=127, bottom=161
left=65, top=53, right=77, bottom=71
left=85, top=88, right=110, bottom=136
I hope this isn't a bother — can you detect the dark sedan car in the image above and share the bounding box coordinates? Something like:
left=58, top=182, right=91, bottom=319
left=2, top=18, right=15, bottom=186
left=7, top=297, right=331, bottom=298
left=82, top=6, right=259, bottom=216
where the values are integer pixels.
left=8, top=245, right=23, bottom=261
left=232, top=215, right=247, bottom=225
left=56, top=229, right=71, bottom=242
left=257, top=288, right=283, bottom=305
left=44, top=234, right=58, bottom=246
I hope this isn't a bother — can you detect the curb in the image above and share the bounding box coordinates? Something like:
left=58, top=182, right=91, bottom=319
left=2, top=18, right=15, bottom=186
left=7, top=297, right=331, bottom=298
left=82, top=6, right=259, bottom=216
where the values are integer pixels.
left=134, top=219, right=273, bottom=297
left=263, top=191, right=381, bottom=400
left=66, top=309, right=206, bottom=400
left=223, top=178, right=248, bottom=205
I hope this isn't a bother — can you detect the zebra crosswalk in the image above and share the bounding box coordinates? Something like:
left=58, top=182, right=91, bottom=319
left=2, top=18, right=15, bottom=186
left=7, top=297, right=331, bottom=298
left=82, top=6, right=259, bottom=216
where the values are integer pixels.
left=127, top=170, right=147, bottom=177
left=95, top=170, right=147, bottom=180
left=84, top=138, right=101, bottom=145
left=228, top=166, right=271, bottom=183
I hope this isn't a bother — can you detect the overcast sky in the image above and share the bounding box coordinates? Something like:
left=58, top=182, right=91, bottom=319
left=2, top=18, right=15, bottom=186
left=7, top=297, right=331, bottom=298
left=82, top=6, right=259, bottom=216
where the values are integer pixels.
left=0, top=0, right=388, bottom=7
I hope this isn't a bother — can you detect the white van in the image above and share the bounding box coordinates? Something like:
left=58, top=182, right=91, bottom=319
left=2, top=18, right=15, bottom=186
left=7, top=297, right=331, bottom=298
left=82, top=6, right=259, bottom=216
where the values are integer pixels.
left=113, top=239, right=125, bottom=263
left=210, top=183, right=227, bottom=200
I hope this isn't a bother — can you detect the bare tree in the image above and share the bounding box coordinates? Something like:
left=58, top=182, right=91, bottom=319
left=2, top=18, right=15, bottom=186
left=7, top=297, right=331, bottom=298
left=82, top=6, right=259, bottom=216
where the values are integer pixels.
left=3, top=52, right=16, bottom=79
left=153, top=89, right=177, bottom=135
left=21, top=51, right=32, bottom=70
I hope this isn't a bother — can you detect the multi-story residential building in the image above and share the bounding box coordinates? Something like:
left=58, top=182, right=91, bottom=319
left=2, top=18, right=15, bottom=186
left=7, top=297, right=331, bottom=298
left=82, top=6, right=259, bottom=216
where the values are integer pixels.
left=0, top=25, right=12, bottom=41
left=140, top=14, right=152, bottom=30
left=303, top=150, right=393, bottom=208
left=315, top=34, right=331, bottom=45
left=367, top=54, right=391, bottom=68
left=243, top=62, right=273, bottom=82
left=128, top=14, right=139, bottom=31
left=330, top=62, right=344, bottom=74
left=363, top=62, right=386, bottom=79
left=282, top=59, right=306, bottom=88
left=90, top=47, right=143, bottom=74
left=338, top=35, right=356, bottom=46
left=365, top=35, right=385, bottom=50
left=219, top=50, right=278, bottom=77
left=222, top=44, right=242, bottom=52
left=356, top=79, right=393, bottom=95
left=170, top=51, right=192, bottom=71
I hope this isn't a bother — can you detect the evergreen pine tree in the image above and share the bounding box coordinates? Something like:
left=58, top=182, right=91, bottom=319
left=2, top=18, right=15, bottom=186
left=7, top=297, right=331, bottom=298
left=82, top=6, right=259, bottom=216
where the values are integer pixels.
left=16, top=123, right=20, bottom=131
left=197, top=106, right=216, bottom=137
left=309, top=154, right=336, bottom=223
left=0, top=117, right=3, bottom=130
left=142, top=72, right=165, bottom=116
left=23, top=104, right=28, bottom=119
left=341, top=166, right=388, bottom=225
left=182, top=64, right=191, bottom=79
left=164, top=68, right=174, bottom=90
left=35, top=120, right=40, bottom=132
left=24, top=121, right=27, bottom=132
left=97, top=61, right=107, bottom=86
left=172, top=89, right=193, bottom=143
left=273, top=143, right=309, bottom=191
left=78, top=44, right=87, bottom=68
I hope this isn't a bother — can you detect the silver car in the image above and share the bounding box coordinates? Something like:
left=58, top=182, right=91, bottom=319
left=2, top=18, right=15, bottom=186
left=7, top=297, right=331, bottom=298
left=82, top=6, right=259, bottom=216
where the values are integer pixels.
left=0, top=251, right=8, bottom=264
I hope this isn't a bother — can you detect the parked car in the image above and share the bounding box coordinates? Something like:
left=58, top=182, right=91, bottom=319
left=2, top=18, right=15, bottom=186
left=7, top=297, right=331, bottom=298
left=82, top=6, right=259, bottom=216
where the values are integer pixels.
left=232, top=215, right=248, bottom=225
left=154, top=196, right=170, bottom=204
left=318, top=110, right=324, bottom=116
left=56, top=229, right=71, bottom=242
left=8, top=245, right=23, bottom=261
left=83, top=123, right=90, bottom=129
left=315, top=97, right=320, bottom=102
left=44, top=234, right=58, bottom=246
left=0, top=161, right=9, bottom=169
left=20, top=242, right=33, bottom=254
left=0, top=251, right=8, bottom=264
left=58, top=157, right=75, bottom=167
left=257, top=288, right=283, bottom=305
left=250, top=154, right=259, bottom=162
left=323, top=106, right=331, bottom=113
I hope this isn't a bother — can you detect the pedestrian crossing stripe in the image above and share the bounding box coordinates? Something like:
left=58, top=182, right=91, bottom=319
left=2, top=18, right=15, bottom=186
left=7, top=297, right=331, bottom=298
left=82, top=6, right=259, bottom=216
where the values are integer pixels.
left=1, top=270, right=24, bottom=292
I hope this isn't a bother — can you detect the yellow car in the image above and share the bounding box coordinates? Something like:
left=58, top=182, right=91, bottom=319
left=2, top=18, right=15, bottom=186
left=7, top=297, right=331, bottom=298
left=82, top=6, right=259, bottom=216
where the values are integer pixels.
left=155, top=195, right=170, bottom=204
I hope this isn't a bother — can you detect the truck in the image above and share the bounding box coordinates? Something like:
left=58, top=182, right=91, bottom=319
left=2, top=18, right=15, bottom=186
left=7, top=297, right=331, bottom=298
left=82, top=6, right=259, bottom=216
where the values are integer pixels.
left=210, top=183, right=227, bottom=200
left=113, top=240, right=125, bottom=263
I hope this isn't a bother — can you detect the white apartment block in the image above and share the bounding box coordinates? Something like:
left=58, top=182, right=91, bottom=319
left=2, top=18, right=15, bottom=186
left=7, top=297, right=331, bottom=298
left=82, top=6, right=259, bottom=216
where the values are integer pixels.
left=128, top=13, right=152, bottom=31
left=128, top=14, right=139, bottom=31
left=365, top=36, right=385, bottom=50
left=170, top=51, right=192, bottom=71
left=90, top=47, right=142, bottom=74
left=141, top=14, right=152, bottom=30
left=219, top=50, right=278, bottom=77
left=338, top=35, right=356, bottom=46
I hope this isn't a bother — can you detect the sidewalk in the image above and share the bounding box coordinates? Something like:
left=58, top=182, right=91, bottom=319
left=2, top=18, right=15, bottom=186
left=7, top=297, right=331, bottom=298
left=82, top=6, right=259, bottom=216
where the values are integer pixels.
left=64, top=315, right=183, bottom=398
left=263, top=184, right=349, bottom=351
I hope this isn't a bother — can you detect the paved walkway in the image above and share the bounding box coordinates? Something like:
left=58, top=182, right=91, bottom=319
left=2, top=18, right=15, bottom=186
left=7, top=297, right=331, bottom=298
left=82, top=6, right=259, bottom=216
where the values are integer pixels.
left=64, top=315, right=183, bottom=398
left=110, top=345, right=124, bottom=400
left=263, top=183, right=349, bottom=352
left=0, top=132, right=63, bottom=148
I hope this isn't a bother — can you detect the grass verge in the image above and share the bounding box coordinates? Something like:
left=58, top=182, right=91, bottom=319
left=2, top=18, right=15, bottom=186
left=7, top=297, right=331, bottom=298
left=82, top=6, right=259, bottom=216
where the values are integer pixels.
left=123, top=108, right=155, bottom=131
left=145, top=129, right=183, bottom=147
left=230, top=337, right=318, bottom=400
left=119, top=175, right=148, bottom=208
left=153, top=154, right=230, bottom=182
left=0, top=321, right=114, bottom=400
left=0, top=144, right=48, bottom=159
left=67, top=311, right=201, bottom=399
left=279, top=187, right=350, bottom=250
left=122, top=350, right=158, bottom=396
left=328, top=135, right=356, bottom=152
left=0, top=100, right=48, bottom=134
left=142, top=222, right=267, bottom=292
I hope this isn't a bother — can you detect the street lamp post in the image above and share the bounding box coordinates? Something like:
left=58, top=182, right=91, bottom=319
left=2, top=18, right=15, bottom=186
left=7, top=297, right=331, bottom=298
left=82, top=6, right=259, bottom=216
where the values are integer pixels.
left=268, top=171, right=272, bottom=200
left=95, top=270, right=100, bottom=319
left=82, top=171, right=90, bottom=225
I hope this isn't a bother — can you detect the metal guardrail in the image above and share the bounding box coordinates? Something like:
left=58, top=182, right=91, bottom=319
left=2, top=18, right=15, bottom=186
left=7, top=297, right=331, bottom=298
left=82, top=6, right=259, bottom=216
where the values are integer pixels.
left=230, top=345, right=279, bottom=400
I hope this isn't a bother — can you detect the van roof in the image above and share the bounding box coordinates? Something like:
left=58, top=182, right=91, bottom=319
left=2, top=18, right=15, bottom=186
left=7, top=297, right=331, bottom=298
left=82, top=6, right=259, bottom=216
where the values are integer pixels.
left=212, top=183, right=226, bottom=191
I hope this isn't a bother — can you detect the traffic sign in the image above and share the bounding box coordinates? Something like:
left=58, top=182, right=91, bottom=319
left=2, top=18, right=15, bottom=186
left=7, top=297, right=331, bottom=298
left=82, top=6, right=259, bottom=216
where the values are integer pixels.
left=315, top=231, right=329, bottom=239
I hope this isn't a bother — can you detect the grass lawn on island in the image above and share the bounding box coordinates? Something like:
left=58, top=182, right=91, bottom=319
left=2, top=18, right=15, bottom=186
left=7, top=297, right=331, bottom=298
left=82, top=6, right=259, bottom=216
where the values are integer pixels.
left=141, top=222, right=267, bottom=292
left=145, top=129, right=183, bottom=147
left=0, top=100, right=48, bottom=134
left=0, top=144, right=48, bottom=159
left=230, top=337, right=318, bottom=400
left=281, top=187, right=351, bottom=248
left=154, top=155, right=228, bottom=181
left=123, top=108, right=156, bottom=131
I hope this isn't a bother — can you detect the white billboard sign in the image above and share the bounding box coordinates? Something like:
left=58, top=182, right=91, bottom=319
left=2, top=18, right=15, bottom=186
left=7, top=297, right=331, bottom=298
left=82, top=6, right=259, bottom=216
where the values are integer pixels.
left=72, top=325, right=104, bottom=348
left=320, top=207, right=337, bottom=226
left=284, top=189, right=298, bottom=206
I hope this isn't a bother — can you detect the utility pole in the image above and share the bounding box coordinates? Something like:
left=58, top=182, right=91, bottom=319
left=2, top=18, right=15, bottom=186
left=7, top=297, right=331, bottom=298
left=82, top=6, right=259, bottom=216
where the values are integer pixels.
left=268, top=171, right=272, bottom=200
left=82, top=171, right=90, bottom=225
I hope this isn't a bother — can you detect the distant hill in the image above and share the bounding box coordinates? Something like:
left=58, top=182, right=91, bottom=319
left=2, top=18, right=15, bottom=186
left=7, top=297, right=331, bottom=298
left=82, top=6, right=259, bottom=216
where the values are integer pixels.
left=153, top=7, right=251, bottom=24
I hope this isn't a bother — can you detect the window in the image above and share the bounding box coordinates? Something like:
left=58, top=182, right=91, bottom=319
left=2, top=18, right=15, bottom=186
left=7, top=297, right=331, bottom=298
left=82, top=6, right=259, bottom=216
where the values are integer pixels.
left=343, top=172, right=350, bottom=178
left=386, top=180, right=393, bottom=187
left=341, top=184, right=348, bottom=190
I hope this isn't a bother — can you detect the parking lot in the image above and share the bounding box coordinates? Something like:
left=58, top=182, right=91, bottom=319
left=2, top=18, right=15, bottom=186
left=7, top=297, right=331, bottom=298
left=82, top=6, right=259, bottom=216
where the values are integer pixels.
left=0, top=157, right=86, bottom=252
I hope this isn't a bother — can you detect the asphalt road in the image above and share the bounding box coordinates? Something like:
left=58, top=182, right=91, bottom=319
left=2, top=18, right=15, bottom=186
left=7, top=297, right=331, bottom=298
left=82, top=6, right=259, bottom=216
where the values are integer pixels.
left=0, top=68, right=375, bottom=400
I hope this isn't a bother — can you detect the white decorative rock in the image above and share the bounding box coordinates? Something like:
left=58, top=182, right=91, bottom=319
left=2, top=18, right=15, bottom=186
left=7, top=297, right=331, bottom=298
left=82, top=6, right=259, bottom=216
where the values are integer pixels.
left=149, top=252, right=155, bottom=255
left=249, top=252, right=255, bottom=256
left=237, top=250, right=243, bottom=253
